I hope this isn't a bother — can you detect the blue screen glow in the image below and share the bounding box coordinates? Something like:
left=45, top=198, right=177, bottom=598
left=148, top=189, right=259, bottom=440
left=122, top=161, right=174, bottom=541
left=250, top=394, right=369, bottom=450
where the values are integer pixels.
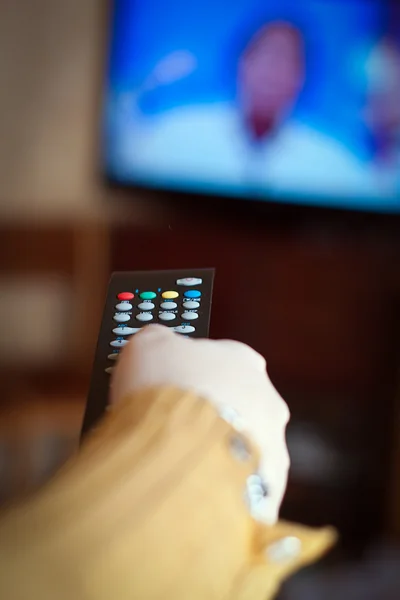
left=103, top=0, right=400, bottom=212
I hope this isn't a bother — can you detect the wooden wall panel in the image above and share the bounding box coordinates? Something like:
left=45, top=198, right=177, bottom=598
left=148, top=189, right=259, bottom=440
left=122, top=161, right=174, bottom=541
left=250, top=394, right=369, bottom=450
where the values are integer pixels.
left=0, top=224, right=109, bottom=372
left=0, top=226, right=75, bottom=276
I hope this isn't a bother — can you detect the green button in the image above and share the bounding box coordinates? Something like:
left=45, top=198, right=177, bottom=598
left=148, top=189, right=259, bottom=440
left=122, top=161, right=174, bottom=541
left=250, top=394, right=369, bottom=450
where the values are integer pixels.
left=140, top=291, right=156, bottom=300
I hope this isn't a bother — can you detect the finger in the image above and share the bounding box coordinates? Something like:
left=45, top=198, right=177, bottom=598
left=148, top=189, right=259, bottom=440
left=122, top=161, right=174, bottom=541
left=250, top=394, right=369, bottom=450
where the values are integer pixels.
left=239, top=375, right=290, bottom=524
left=134, top=323, right=175, bottom=340
left=110, top=324, right=187, bottom=404
left=257, top=434, right=290, bottom=524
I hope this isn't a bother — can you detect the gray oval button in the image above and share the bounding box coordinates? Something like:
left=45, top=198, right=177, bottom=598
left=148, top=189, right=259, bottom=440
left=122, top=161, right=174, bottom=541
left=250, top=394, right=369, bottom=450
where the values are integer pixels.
left=160, top=301, right=177, bottom=310
left=138, top=302, right=155, bottom=311
left=112, top=327, right=141, bottom=336
left=110, top=339, right=129, bottom=348
left=107, top=353, right=119, bottom=361
left=159, top=312, right=176, bottom=321
left=113, top=313, right=130, bottom=323
left=105, top=367, right=114, bottom=374
left=181, top=311, right=198, bottom=321
left=176, top=277, right=202, bottom=286
left=172, top=325, right=195, bottom=334
left=182, top=301, right=200, bottom=310
left=136, top=313, right=153, bottom=322
left=115, top=302, right=133, bottom=311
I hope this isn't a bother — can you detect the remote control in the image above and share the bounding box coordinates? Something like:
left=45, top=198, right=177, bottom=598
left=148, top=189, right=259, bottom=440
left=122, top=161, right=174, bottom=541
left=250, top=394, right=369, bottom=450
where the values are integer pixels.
left=81, top=269, right=215, bottom=437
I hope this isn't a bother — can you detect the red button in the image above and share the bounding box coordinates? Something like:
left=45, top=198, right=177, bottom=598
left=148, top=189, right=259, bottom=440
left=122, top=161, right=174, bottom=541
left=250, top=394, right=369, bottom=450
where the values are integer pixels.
left=117, top=292, right=134, bottom=301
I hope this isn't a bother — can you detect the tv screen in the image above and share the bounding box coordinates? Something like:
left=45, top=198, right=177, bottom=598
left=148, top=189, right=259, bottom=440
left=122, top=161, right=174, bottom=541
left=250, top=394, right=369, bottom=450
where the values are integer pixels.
left=103, top=0, right=400, bottom=213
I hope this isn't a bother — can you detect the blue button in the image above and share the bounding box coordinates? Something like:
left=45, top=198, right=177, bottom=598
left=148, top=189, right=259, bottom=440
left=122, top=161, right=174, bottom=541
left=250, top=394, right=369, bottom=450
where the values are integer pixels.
left=184, top=290, right=201, bottom=298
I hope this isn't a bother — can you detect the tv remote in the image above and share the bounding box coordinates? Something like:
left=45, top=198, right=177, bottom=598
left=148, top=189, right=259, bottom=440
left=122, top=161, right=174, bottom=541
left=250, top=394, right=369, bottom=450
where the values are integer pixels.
left=81, top=269, right=215, bottom=437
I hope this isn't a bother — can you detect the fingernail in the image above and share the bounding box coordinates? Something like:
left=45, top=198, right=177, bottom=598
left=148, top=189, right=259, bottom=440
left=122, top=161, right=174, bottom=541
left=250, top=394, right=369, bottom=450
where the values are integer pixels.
left=244, top=473, right=270, bottom=521
left=219, top=405, right=244, bottom=431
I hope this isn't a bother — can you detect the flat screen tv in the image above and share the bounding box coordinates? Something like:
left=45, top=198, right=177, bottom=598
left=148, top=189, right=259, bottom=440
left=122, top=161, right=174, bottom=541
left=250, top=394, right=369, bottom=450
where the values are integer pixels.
left=103, top=0, right=400, bottom=213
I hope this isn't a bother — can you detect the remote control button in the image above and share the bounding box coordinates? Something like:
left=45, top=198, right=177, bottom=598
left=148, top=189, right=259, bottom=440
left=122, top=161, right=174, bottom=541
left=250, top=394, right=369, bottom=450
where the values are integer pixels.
left=177, top=278, right=202, bottom=286
left=183, top=290, right=201, bottom=299
left=162, top=291, right=179, bottom=299
left=138, top=302, right=155, bottom=311
left=182, top=301, right=200, bottom=309
left=136, top=313, right=153, bottom=322
left=112, top=326, right=141, bottom=336
left=115, top=302, right=133, bottom=311
left=107, top=353, right=119, bottom=361
left=159, top=312, right=176, bottom=321
left=117, top=292, right=134, bottom=301
left=110, top=339, right=129, bottom=348
left=160, top=301, right=177, bottom=310
left=140, top=291, right=156, bottom=300
left=172, top=325, right=195, bottom=334
left=181, top=311, right=199, bottom=320
left=105, top=367, right=114, bottom=374
left=113, top=313, right=131, bottom=323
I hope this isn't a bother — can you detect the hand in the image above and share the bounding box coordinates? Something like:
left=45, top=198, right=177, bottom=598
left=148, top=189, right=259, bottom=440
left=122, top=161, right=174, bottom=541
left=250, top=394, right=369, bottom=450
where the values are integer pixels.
left=112, top=325, right=290, bottom=524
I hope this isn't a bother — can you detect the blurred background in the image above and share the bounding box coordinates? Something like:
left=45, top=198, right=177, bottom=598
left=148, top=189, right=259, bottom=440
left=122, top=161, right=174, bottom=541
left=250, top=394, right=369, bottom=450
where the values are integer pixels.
left=0, top=1, right=399, bottom=598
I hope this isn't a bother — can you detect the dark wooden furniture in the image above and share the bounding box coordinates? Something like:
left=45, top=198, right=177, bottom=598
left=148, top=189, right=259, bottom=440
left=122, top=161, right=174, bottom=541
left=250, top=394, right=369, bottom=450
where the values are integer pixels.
left=0, top=223, right=109, bottom=504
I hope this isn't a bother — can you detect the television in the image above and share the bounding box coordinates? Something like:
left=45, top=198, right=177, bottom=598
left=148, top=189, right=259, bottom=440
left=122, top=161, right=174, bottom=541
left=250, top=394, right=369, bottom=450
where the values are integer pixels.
left=103, top=0, right=400, bottom=213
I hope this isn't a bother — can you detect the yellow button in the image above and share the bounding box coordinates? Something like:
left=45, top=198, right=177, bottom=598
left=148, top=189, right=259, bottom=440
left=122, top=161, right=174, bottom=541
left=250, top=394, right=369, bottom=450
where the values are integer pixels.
left=162, top=290, right=179, bottom=299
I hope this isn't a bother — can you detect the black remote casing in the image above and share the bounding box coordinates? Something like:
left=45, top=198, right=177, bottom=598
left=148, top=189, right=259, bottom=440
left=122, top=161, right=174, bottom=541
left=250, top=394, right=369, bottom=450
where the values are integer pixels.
left=81, top=269, right=215, bottom=437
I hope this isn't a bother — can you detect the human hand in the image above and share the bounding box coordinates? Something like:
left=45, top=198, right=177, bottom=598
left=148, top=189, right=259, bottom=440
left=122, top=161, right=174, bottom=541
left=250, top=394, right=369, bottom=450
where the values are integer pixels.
left=112, top=324, right=290, bottom=524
